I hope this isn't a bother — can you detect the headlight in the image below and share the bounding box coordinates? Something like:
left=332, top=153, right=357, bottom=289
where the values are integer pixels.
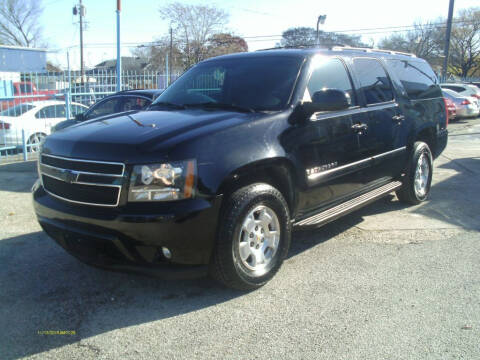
left=128, top=160, right=196, bottom=202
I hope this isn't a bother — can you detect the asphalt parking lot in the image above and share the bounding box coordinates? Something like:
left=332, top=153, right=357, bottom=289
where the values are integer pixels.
left=1, top=118, right=479, bottom=360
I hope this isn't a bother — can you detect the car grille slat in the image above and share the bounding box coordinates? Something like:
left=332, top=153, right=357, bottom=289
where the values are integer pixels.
left=41, top=154, right=124, bottom=175
left=40, top=154, right=124, bottom=207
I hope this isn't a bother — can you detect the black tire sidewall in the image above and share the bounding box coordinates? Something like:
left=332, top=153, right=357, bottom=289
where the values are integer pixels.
left=214, top=184, right=291, bottom=289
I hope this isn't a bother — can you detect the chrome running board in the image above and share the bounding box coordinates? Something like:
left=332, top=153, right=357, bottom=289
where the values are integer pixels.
left=294, top=181, right=403, bottom=227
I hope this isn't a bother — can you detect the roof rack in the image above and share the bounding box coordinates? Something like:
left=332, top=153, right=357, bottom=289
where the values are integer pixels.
left=330, top=46, right=416, bottom=57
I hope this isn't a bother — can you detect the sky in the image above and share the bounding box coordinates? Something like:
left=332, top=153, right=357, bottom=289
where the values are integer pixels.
left=41, top=0, right=480, bottom=70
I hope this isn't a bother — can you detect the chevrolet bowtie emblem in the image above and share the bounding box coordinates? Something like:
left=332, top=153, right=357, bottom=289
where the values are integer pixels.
left=60, top=169, right=79, bottom=184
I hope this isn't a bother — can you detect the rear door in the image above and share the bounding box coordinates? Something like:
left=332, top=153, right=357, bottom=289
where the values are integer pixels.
left=351, top=57, right=407, bottom=184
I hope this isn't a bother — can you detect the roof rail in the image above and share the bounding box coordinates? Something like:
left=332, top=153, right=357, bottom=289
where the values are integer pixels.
left=331, top=46, right=416, bottom=58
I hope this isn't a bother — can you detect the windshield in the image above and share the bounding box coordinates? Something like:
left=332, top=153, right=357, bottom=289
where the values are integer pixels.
left=0, top=104, right=35, bottom=117
left=152, top=56, right=304, bottom=111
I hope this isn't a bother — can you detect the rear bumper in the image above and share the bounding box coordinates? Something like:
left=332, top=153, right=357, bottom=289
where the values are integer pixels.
left=33, top=180, right=222, bottom=279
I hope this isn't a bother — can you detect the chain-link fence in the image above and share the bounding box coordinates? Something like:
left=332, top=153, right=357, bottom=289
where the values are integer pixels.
left=0, top=70, right=178, bottom=163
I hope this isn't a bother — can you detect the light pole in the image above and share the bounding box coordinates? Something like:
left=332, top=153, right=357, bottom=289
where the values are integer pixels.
left=316, top=15, right=327, bottom=47
left=116, top=0, right=122, bottom=92
left=442, top=0, right=455, bottom=80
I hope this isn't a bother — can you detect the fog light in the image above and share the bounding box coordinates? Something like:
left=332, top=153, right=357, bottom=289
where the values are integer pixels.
left=162, top=247, right=172, bottom=259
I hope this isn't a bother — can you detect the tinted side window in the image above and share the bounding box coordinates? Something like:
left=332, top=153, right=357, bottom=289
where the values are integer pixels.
left=71, top=105, right=86, bottom=116
left=87, top=98, right=122, bottom=119
left=35, top=105, right=58, bottom=119
left=387, top=60, right=441, bottom=100
left=121, top=97, right=150, bottom=111
left=353, top=58, right=394, bottom=105
left=307, top=57, right=356, bottom=106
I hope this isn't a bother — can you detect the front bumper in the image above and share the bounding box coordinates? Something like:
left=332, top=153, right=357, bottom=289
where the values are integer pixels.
left=33, top=180, right=222, bottom=279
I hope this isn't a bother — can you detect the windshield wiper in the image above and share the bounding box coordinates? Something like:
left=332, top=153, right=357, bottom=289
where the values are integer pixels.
left=185, top=102, right=256, bottom=113
left=148, top=101, right=186, bottom=110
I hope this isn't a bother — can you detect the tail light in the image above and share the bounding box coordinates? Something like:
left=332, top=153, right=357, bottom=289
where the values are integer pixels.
left=443, top=98, right=449, bottom=127
left=0, top=122, right=10, bottom=130
left=471, top=94, right=480, bottom=99
left=461, top=99, right=471, bottom=105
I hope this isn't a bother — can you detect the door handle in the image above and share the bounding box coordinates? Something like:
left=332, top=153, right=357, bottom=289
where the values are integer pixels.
left=392, top=115, right=405, bottom=123
left=351, top=123, right=368, bottom=134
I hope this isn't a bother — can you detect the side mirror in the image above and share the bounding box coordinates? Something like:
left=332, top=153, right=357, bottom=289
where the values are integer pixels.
left=75, top=112, right=85, bottom=121
left=311, top=89, right=351, bottom=111
left=289, top=89, right=351, bottom=124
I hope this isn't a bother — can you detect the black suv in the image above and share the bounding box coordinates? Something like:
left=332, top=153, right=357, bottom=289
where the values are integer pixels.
left=33, top=48, right=448, bottom=290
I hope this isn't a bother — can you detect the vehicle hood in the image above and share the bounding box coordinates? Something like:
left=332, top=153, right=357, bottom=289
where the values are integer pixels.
left=42, top=109, right=257, bottom=161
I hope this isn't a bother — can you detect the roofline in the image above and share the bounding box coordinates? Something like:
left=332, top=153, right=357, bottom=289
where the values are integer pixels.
left=330, top=46, right=416, bottom=57
left=0, top=45, right=47, bottom=52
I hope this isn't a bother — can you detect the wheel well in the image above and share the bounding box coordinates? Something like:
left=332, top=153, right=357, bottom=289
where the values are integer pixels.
left=218, top=160, right=296, bottom=215
left=415, top=127, right=436, bottom=155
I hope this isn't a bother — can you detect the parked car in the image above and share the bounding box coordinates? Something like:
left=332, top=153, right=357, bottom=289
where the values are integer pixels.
left=444, top=97, right=457, bottom=121
left=33, top=48, right=448, bottom=290
left=440, top=83, right=480, bottom=100
left=0, top=81, right=58, bottom=109
left=52, top=89, right=163, bottom=132
left=0, top=100, right=87, bottom=151
left=442, top=88, right=480, bottom=118
left=469, top=82, right=480, bottom=89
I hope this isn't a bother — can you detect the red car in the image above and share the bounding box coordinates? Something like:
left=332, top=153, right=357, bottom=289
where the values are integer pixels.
left=444, top=97, right=456, bottom=122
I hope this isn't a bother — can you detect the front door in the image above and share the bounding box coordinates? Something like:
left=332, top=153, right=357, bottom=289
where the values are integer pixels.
left=290, top=56, right=369, bottom=216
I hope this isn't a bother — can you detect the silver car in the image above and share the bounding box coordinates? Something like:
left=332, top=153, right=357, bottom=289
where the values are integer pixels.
left=440, top=83, right=480, bottom=99
left=442, top=89, right=480, bottom=118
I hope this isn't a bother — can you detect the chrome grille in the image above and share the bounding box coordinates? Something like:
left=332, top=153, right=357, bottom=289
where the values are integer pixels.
left=39, top=154, right=125, bottom=207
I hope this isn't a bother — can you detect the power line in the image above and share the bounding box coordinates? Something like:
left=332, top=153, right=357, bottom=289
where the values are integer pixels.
left=53, top=18, right=477, bottom=51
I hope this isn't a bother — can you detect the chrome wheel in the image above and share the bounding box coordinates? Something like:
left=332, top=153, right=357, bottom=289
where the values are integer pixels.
left=238, top=205, right=280, bottom=271
left=27, top=133, right=46, bottom=153
left=414, top=153, right=430, bottom=197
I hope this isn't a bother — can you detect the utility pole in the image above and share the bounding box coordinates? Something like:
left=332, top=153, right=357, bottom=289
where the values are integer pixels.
left=442, top=0, right=455, bottom=80
left=169, top=26, right=173, bottom=84
left=73, top=1, right=85, bottom=83
left=116, top=0, right=122, bottom=91
left=316, top=15, right=327, bottom=47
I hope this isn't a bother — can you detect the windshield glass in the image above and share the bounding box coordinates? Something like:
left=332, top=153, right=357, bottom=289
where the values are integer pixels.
left=152, top=56, right=304, bottom=111
left=0, top=104, right=35, bottom=117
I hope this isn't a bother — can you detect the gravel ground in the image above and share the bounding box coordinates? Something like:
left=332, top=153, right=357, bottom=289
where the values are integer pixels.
left=0, top=118, right=479, bottom=360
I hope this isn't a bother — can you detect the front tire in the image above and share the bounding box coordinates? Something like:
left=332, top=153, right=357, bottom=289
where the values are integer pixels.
left=396, top=141, right=433, bottom=205
left=210, top=183, right=291, bottom=290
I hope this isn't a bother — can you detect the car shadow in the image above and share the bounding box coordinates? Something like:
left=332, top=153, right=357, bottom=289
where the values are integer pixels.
left=0, top=158, right=479, bottom=358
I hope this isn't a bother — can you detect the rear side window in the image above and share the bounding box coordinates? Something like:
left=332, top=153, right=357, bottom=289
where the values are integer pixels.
left=307, top=57, right=356, bottom=106
left=353, top=58, right=394, bottom=105
left=387, top=60, right=441, bottom=100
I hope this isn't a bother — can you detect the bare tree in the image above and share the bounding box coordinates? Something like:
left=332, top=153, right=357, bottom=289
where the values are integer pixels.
left=449, top=7, right=480, bottom=77
left=0, top=0, right=44, bottom=47
left=159, top=2, right=228, bottom=69
left=378, top=21, right=443, bottom=66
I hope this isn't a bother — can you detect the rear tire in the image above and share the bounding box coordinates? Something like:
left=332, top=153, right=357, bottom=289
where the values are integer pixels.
left=396, top=141, right=433, bottom=205
left=210, top=183, right=291, bottom=290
